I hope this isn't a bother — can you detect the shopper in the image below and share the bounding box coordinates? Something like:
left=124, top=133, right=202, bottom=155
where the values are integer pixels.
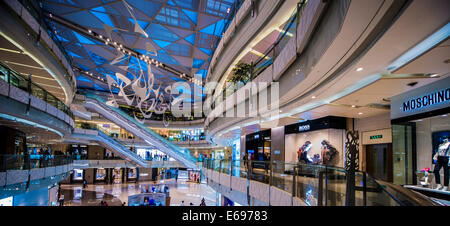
left=59, top=194, right=64, bottom=206
left=180, top=200, right=185, bottom=206
left=200, top=198, right=206, bottom=206
left=243, top=153, right=248, bottom=171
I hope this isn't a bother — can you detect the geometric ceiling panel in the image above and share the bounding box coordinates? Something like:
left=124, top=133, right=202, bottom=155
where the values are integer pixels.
left=42, top=0, right=239, bottom=101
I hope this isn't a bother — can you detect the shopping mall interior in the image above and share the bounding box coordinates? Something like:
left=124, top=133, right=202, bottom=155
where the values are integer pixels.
left=0, top=0, right=449, bottom=209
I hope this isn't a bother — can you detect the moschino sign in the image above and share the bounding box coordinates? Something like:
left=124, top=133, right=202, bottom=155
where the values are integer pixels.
left=402, top=88, right=450, bottom=112
left=391, top=76, right=450, bottom=120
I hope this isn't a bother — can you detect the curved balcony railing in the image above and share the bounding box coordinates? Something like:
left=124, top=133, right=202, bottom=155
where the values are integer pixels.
left=3, top=0, right=76, bottom=91
left=0, top=61, right=74, bottom=122
left=0, top=154, right=72, bottom=172
left=212, top=1, right=305, bottom=109
left=202, top=159, right=440, bottom=206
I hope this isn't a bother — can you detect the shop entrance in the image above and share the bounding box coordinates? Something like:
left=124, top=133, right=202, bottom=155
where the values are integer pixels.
left=365, top=143, right=393, bottom=182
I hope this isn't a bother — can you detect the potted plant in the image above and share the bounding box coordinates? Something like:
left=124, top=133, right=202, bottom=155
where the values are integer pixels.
left=228, top=62, right=252, bottom=85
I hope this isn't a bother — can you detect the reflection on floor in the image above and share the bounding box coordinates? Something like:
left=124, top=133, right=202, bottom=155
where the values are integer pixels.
left=61, top=179, right=218, bottom=206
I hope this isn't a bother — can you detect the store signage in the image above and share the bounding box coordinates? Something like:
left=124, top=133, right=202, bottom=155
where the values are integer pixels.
left=391, top=77, right=450, bottom=120
left=402, top=88, right=450, bottom=112
left=299, top=124, right=311, bottom=132
left=370, top=135, right=383, bottom=140
left=362, top=129, right=392, bottom=145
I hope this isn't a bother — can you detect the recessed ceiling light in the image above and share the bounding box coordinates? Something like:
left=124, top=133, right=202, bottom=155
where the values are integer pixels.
left=351, top=105, right=356, bottom=108
left=358, top=112, right=363, bottom=115
left=430, top=73, right=439, bottom=77
left=356, top=67, right=363, bottom=72
left=312, top=96, right=316, bottom=99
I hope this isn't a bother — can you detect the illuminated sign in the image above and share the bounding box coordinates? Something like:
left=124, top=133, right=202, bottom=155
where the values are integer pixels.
left=299, top=124, right=311, bottom=131
left=370, top=135, right=383, bottom=140
left=402, top=88, right=450, bottom=112
left=0, top=197, right=13, bottom=206
left=391, top=76, right=450, bottom=120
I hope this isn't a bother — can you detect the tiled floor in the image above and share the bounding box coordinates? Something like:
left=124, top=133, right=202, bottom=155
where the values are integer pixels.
left=60, top=179, right=218, bottom=206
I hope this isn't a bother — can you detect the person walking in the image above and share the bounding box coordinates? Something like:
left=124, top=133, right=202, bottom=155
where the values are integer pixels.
left=180, top=200, right=185, bottom=206
left=59, top=194, right=64, bottom=206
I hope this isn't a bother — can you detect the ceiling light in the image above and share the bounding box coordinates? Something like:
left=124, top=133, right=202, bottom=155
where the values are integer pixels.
left=442, top=115, right=448, bottom=117
left=358, top=112, right=363, bottom=115
left=88, top=29, right=92, bottom=33
left=430, top=73, right=439, bottom=77
left=356, top=67, right=363, bottom=72
left=351, top=105, right=356, bottom=108
left=311, top=96, right=316, bottom=99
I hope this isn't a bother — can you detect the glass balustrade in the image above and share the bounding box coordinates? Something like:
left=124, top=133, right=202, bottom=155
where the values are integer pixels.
left=201, top=159, right=438, bottom=206
left=0, top=62, right=73, bottom=119
left=0, top=154, right=72, bottom=172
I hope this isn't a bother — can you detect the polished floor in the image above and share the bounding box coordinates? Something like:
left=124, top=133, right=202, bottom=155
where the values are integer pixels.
left=60, top=179, right=218, bottom=206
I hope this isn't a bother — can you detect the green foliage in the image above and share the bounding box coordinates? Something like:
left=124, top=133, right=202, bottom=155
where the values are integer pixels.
left=80, top=122, right=92, bottom=129
left=228, top=62, right=252, bottom=85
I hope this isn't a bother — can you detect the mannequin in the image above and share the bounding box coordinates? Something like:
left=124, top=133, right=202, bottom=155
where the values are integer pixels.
left=321, top=140, right=338, bottom=166
left=298, top=141, right=313, bottom=164
left=433, top=138, right=449, bottom=191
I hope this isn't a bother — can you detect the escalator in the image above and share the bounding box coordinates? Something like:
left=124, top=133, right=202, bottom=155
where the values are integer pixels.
left=83, top=93, right=198, bottom=169
left=69, top=128, right=148, bottom=168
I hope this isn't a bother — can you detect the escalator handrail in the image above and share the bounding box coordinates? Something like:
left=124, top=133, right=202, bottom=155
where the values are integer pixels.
left=84, top=94, right=198, bottom=164
left=73, top=128, right=147, bottom=167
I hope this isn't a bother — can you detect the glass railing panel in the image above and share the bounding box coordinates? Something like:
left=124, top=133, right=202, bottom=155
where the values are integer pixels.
left=363, top=176, right=400, bottom=206
left=0, top=154, right=72, bottom=172
left=31, top=83, right=45, bottom=100
left=324, top=167, right=347, bottom=206
left=248, top=160, right=271, bottom=184
left=0, top=64, right=8, bottom=81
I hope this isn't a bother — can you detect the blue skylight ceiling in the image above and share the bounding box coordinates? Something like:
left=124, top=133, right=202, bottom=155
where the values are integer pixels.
left=42, top=0, right=239, bottom=103
left=184, top=33, right=196, bottom=45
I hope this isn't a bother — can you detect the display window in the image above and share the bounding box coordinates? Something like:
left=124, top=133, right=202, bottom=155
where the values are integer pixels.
left=72, top=169, right=84, bottom=181
left=128, top=168, right=137, bottom=179
left=112, top=168, right=123, bottom=184
left=284, top=117, right=346, bottom=168
left=96, top=168, right=106, bottom=181
left=390, top=77, right=450, bottom=193
left=245, top=130, right=271, bottom=164
left=188, top=170, right=201, bottom=183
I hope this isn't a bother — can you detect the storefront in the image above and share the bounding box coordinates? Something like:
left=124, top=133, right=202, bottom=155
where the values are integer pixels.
left=127, top=168, right=138, bottom=182
left=361, top=128, right=393, bottom=182
left=245, top=129, right=271, bottom=161
left=284, top=116, right=347, bottom=167
left=70, top=144, right=88, bottom=160
left=391, top=77, right=450, bottom=190
left=71, top=169, right=84, bottom=183
left=94, top=168, right=107, bottom=183
left=112, top=167, right=123, bottom=184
